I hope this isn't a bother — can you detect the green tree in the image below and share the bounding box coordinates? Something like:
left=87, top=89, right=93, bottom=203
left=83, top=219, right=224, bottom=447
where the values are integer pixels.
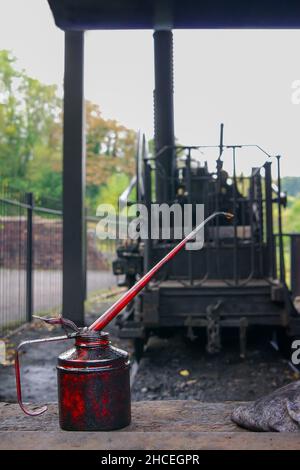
left=0, top=50, right=137, bottom=211
left=96, top=173, right=130, bottom=211
left=0, top=50, right=24, bottom=181
left=85, top=100, right=136, bottom=213
left=282, top=177, right=300, bottom=198
left=0, top=50, right=62, bottom=198
left=284, top=197, right=300, bottom=233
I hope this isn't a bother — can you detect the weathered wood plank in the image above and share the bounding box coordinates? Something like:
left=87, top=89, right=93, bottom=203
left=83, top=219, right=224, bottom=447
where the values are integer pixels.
left=0, top=401, right=244, bottom=432
left=1, top=401, right=299, bottom=450
left=0, top=431, right=300, bottom=450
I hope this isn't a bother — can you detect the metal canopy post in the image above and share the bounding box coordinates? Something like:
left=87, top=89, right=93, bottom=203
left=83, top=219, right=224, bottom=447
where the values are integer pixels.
left=153, top=29, right=175, bottom=204
left=62, top=31, right=86, bottom=325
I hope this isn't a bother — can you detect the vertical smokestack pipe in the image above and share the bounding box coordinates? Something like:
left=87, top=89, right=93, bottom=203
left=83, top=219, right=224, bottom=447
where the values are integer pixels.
left=153, top=29, right=175, bottom=204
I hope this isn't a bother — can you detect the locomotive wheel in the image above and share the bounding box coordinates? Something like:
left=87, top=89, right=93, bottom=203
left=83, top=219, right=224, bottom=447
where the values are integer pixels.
left=133, top=338, right=145, bottom=362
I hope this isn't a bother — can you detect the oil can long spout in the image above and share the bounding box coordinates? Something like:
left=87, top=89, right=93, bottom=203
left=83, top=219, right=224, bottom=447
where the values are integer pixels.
left=89, top=211, right=233, bottom=332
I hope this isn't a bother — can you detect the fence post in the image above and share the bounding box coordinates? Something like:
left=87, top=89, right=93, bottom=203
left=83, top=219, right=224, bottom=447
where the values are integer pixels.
left=26, top=192, right=33, bottom=322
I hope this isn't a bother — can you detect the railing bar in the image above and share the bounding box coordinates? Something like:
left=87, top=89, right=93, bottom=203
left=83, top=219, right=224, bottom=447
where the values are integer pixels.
left=232, top=147, right=238, bottom=285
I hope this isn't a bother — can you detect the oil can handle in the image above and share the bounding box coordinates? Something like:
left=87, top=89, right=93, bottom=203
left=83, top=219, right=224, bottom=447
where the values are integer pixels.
left=15, top=334, right=75, bottom=416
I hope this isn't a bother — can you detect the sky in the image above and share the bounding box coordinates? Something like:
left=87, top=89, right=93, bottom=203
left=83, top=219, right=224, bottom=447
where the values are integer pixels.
left=1, top=1, right=300, bottom=175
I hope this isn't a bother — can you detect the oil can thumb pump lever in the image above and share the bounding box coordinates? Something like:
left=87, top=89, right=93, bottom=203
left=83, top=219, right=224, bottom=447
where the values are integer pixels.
left=15, top=211, right=232, bottom=429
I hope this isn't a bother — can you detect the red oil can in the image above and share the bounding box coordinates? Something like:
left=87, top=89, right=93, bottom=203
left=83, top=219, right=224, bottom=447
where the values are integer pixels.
left=57, top=330, right=131, bottom=431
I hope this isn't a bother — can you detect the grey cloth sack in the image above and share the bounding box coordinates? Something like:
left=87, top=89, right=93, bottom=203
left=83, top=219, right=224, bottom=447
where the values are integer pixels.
left=231, top=381, right=300, bottom=432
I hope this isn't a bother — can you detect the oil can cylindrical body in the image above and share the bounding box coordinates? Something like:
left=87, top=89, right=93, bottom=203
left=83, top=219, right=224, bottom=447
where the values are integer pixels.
left=57, top=331, right=131, bottom=431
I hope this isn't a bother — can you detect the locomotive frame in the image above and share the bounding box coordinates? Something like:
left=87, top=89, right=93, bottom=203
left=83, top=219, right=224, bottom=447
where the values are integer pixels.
left=113, top=137, right=300, bottom=359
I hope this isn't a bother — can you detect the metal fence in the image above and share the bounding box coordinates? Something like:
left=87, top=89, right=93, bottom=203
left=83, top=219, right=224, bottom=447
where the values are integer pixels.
left=0, top=186, right=116, bottom=335
left=0, top=186, right=28, bottom=333
left=86, top=215, right=116, bottom=294
left=32, top=195, right=63, bottom=320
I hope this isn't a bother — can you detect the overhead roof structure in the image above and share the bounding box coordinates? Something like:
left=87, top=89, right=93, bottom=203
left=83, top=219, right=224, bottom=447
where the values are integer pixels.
left=47, top=0, right=300, bottom=326
left=48, top=0, right=300, bottom=30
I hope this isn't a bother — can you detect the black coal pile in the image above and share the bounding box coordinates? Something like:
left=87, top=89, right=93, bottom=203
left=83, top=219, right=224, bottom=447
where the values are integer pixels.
left=131, top=335, right=298, bottom=402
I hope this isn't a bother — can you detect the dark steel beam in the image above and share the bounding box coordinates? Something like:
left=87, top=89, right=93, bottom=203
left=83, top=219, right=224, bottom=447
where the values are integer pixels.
left=264, top=161, right=275, bottom=278
left=143, top=159, right=152, bottom=272
left=48, top=1, right=300, bottom=30
left=153, top=29, right=175, bottom=204
left=291, top=235, right=300, bottom=298
left=63, top=31, right=86, bottom=326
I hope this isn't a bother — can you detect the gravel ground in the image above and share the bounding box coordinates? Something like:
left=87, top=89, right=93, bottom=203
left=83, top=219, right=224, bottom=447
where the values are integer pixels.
left=131, top=334, right=299, bottom=402
left=0, top=294, right=299, bottom=404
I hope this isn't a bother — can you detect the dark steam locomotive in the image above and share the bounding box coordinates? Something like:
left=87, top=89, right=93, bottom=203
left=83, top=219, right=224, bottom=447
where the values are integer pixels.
left=112, top=131, right=300, bottom=359
left=112, top=31, right=300, bottom=359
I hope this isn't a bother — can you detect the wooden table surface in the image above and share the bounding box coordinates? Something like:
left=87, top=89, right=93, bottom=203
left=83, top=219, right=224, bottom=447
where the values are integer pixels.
left=1, top=401, right=299, bottom=450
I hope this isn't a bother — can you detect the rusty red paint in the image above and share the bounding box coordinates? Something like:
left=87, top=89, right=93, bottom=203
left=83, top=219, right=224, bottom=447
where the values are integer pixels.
left=57, top=331, right=131, bottom=431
